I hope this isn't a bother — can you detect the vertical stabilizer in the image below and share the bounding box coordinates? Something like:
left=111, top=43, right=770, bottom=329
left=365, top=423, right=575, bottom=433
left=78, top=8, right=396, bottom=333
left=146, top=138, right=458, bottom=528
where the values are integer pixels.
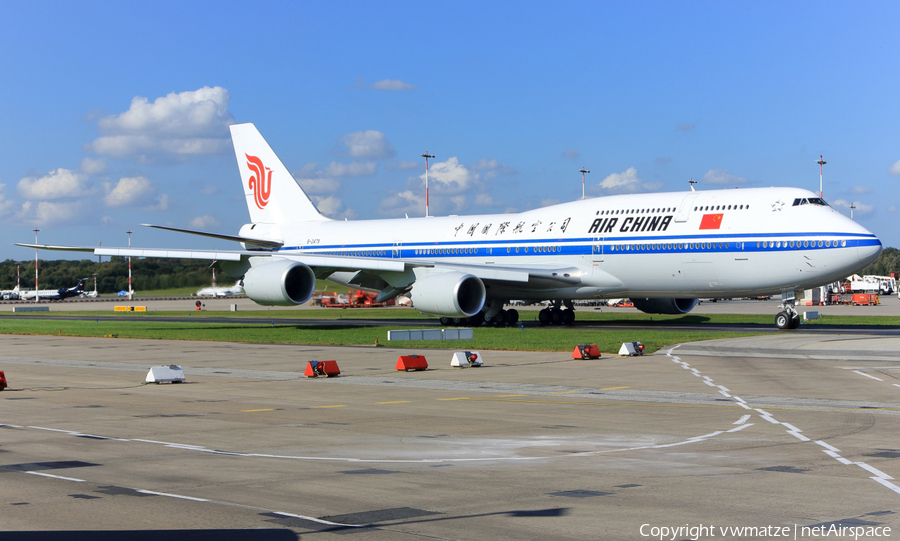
left=230, top=123, right=329, bottom=224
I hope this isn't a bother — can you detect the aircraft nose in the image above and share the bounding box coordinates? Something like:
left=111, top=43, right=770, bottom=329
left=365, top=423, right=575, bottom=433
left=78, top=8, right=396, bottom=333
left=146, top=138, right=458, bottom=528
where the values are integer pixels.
left=857, top=239, right=882, bottom=267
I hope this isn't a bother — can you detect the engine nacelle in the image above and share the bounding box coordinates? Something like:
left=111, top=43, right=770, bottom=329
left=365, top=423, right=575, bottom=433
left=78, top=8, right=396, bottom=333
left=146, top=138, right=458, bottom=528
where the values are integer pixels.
left=242, top=259, right=316, bottom=306
left=409, top=272, right=486, bottom=317
left=631, top=298, right=698, bottom=315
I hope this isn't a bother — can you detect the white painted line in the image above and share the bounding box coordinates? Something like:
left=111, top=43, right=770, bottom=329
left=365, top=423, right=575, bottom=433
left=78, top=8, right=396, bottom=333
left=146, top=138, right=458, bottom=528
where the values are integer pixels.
left=853, top=370, right=884, bottom=382
left=815, top=440, right=841, bottom=453
left=273, top=511, right=364, bottom=527
left=718, top=390, right=732, bottom=398
left=760, top=415, right=780, bottom=424
left=738, top=403, right=752, bottom=410
left=717, top=386, right=730, bottom=392
left=835, top=456, right=854, bottom=465
left=0, top=424, right=23, bottom=428
left=733, top=396, right=746, bottom=403
left=871, top=477, right=900, bottom=496
left=734, top=415, right=751, bottom=425
left=786, top=431, right=810, bottom=441
left=704, top=381, right=716, bottom=387
left=25, top=471, right=85, bottom=482
left=855, top=462, right=893, bottom=480
left=727, top=423, right=753, bottom=433
left=823, top=450, right=843, bottom=459
left=138, top=489, right=209, bottom=502
left=27, top=426, right=79, bottom=434
left=754, top=408, right=770, bottom=415
left=689, top=431, right=724, bottom=440
left=781, top=423, right=801, bottom=432
left=894, top=384, right=900, bottom=389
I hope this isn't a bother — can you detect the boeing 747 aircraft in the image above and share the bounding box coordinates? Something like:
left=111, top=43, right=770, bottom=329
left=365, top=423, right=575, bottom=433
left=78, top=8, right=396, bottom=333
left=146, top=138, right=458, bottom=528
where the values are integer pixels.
left=19, top=124, right=882, bottom=329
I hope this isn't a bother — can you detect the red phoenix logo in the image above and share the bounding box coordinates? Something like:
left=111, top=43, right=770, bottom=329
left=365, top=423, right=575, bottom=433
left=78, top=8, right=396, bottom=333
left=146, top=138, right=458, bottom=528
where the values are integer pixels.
left=245, top=154, right=272, bottom=209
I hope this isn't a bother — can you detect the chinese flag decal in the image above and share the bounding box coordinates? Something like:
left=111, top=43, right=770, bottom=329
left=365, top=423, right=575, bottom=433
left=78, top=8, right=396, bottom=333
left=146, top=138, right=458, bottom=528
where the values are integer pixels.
left=699, top=213, right=724, bottom=230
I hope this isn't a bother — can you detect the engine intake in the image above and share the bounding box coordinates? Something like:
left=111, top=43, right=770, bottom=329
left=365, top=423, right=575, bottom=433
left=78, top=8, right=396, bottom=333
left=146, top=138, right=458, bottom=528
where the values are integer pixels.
left=410, top=272, right=486, bottom=317
left=631, top=298, right=698, bottom=315
left=242, top=259, right=316, bottom=306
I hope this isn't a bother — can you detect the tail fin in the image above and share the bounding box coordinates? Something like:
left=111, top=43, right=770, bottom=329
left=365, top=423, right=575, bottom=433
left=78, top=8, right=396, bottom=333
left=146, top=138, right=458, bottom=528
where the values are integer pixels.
left=229, top=123, right=329, bottom=224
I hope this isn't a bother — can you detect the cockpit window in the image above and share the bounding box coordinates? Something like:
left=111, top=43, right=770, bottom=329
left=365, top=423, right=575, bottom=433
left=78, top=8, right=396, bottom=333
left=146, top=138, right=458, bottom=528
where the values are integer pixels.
left=792, top=197, right=829, bottom=207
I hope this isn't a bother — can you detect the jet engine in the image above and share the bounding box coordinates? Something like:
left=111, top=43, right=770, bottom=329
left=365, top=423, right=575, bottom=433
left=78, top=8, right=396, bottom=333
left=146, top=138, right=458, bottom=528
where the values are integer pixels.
left=631, top=298, right=698, bottom=315
left=241, top=259, right=316, bottom=306
left=409, top=272, right=486, bottom=317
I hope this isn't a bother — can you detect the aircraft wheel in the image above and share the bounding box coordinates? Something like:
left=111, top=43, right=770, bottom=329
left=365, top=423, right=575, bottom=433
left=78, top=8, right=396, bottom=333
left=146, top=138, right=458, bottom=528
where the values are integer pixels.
left=506, top=309, right=519, bottom=325
left=775, top=311, right=792, bottom=330
left=538, top=308, right=551, bottom=326
left=562, top=309, right=575, bottom=325
left=550, top=308, right=563, bottom=325
left=468, top=311, right=485, bottom=327
left=494, top=309, right=508, bottom=327
left=440, top=317, right=451, bottom=326
left=789, top=314, right=801, bottom=329
left=452, top=317, right=465, bottom=326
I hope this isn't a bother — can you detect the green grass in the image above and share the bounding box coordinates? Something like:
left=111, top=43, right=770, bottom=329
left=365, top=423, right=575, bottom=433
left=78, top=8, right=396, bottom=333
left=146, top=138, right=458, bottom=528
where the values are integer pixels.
left=0, top=317, right=765, bottom=354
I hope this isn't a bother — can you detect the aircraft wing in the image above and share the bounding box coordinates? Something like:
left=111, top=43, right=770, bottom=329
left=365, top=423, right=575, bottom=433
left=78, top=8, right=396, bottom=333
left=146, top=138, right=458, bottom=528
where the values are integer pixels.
left=16, top=243, right=581, bottom=286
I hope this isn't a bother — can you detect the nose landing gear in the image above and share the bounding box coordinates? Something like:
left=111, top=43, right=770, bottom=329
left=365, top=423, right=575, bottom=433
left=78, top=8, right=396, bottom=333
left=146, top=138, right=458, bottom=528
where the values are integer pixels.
left=775, top=295, right=801, bottom=330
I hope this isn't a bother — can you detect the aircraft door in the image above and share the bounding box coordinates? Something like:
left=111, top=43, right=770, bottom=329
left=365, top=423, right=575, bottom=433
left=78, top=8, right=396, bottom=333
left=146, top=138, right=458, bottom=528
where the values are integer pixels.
left=393, top=241, right=402, bottom=258
left=675, top=193, right=700, bottom=223
left=592, top=237, right=604, bottom=262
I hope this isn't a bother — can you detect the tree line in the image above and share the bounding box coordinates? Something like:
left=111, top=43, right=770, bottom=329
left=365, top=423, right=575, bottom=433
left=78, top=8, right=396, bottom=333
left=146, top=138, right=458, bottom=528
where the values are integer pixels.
left=0, top=258, right=214, bottom=293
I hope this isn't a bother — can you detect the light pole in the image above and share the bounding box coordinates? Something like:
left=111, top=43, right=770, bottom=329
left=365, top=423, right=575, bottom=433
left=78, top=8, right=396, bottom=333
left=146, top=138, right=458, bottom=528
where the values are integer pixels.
left=849, top=203, right=855, bottom=220
left=33, top=228, right=40, bottom=303
left=579, top=168, right=590, bottom=200
left=127, top=230, right=133, bottom=300
left=92, top=273, right=98, bottom=296
left=421, top=152, right=434, bottom=217
left=817, top=155, right=826, bottom=199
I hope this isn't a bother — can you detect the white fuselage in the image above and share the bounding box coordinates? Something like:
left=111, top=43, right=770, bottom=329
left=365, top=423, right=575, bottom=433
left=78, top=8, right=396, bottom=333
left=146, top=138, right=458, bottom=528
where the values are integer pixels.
left=243, top=186, right=880, bottom=301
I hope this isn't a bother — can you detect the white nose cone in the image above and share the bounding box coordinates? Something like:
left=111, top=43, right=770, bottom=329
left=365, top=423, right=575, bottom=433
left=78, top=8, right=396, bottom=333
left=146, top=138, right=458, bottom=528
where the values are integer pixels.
left=858, top=242, right=882, bottom=267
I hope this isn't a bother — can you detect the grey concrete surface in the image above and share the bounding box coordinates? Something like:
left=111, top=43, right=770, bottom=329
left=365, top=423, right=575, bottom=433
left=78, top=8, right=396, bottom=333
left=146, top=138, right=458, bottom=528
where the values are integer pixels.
left=2, top=333, right=900, bottom=539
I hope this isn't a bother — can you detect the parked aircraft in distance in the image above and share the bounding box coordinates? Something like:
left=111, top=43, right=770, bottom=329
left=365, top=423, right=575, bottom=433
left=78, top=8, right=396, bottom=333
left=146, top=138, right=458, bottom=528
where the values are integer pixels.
left=17, top=279, right=87, bottom=301
left=197, top=281, right=244, bottom=298
left=19, top=124, right=882, bottom=329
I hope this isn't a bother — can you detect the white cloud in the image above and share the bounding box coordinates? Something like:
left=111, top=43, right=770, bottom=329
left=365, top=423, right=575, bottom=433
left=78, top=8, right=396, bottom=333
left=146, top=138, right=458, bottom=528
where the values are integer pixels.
left=889, top=205, right=896, bottom=213
left=599, top=167, right=641, bottom=190
left=0, top=184, right=16, bottom=220
left=190, top=214, right=220, bottom=229
left=312, top=196, right=356, bottom=219
left=80, top=157, right=107, bottom=175
left=325, top=161, right=377, bottom=177
left=336, top=130, right=395, bottom=159
left=469, top=159, right=517, bottom=180
left=17, top=200, right=83, bottom=226
left=146, top=193, right=169, bottom=211
left=852, top=185, right=872, bottom=194
left=88, top=86, right=234, bottom=162
left=890, top=159, right=900, bottom=176
left=832, top=199, right=874, bottom=215
left=296, top=177, right=340, bottom=195
left=200, top=185, right=217, bottom=195
left=18, top=168, right=92, bottom=200
left=378, top=190, right=424, bottom=217
left=104, top=176, right=154, bottom=207
left=676, top=123, right=696, bottom=131
left=474, top=193, right=502, bottom=206
left=421, top=157, right=477, bottom=194
left=702, top=168, right=747, bottom=185
left=355, top=77, right=416, bottom=91
left=561, top=149, right=580, bottom=161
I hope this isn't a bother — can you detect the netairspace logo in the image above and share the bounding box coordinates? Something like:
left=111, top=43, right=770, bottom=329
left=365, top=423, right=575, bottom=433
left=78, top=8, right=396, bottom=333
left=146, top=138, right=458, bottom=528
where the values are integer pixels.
left=640, top=523, right=892, bottom=540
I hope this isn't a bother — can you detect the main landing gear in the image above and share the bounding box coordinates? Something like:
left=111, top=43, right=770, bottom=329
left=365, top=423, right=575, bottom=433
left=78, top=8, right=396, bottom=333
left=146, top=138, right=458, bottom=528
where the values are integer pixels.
left=774, top=297, right=800, bottom=330
left=439, top=300, right=519, bottom=327
left=538, top=300, right=576, bottom=326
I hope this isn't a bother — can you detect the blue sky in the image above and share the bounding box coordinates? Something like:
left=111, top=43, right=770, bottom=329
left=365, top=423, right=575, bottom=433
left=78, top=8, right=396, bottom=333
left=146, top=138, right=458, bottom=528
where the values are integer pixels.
left=1, top=1, right=898, bottom=262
